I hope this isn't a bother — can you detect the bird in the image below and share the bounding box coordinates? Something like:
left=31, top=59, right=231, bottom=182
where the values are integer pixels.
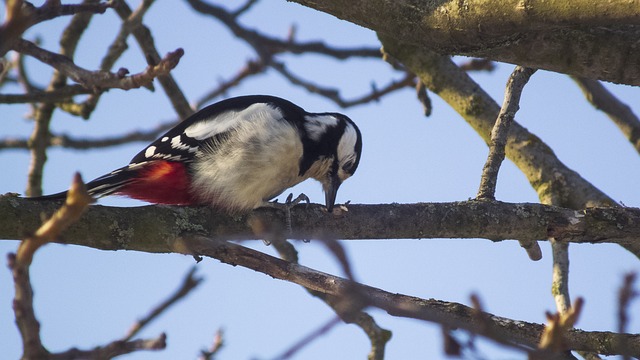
left=32, top=95, right=362, bottom=213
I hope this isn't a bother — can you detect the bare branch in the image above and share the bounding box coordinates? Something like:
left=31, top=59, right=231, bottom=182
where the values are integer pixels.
left=272, top=316, right=342, bottom=360
left=538, top=298, right=584, bottom=353
left=477, top=66, right=536, bottom=200
left=469, top=66, right=538, bottom=262
left=551, top=239, right=571, bottom=312
left=171, top=233, right=640, bottom=357
left=268, top=236, right=390, bottom=360
left=9, top=174, right=92, bottom=359
left=8, top=252, right=48, bottom=359
left=618, top=272, right=638, bottom=360
left=291, top=0, right=640, bottom=85
left=5, top=198, right=640, bottom=248
left=271, top=61, right=414, bottom=108
left=459, top=58, right=496, bottom=72
left=195, top=59, right=268, bottom=108
left=1, top=118, right=178, bottom=150
left=50, top=333, right=167, bottom=360
left=185, top=0, right=380, bottom=60
left=5, top=194, right=640, bottom=356
left=0, top=0, right=112, bottom=57
left=111, top=0, right=193, bottom=119
left=378, top=37, right=640, bottom=259
left=25, top=2, right=98, bottom=197
left=415, top=79, right=431, bottom=116
left=572, top=77, right=640, bottom=155
left=69, top=0, right=161, bottom=119
left=198, top=329, right=224, bottom=360
left=13, top=39, right=185, bottom=92
left=124, top=267, right=203, bottom=341
left=0, top=84, right=90, bottom=104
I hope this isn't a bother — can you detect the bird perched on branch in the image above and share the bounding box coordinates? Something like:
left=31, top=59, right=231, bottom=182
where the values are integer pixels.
left=33, top=95, right=362, bottom=213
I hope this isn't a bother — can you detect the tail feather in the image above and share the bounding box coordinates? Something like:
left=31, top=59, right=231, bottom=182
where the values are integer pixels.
left=26, top=165, right=140, bottom=201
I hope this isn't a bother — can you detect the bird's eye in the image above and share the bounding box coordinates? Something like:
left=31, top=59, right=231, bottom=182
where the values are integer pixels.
left=342, top=160, right=355, bottom=173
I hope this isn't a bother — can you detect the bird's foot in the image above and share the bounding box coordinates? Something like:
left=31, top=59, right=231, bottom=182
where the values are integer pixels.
left=262, top=193, right=310, bottom=237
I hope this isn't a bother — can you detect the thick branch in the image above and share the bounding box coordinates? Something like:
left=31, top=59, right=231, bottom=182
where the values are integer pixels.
left=290, top=0, right=640, bottom=85
left=2, top=196, right=640, bottom=248
left=379, top=38, right=640, bottom=259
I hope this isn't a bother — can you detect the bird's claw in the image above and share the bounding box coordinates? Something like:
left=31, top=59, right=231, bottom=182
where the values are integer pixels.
left=285, top=193, right=310, bottom=207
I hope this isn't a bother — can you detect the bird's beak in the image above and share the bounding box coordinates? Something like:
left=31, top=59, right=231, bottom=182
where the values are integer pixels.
left=324, top=174, right=341, bottom=212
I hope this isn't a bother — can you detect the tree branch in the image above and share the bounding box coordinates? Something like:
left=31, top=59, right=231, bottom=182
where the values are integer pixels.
left=271, top=61, right=415, bottom=108
left=111, top=0, right=193, bottom=119
left=291, top=0, right=640, bottom=85
left=170, top=233, right=640, bottom=357
left=476, top=65, right=539, bottom=259
left=10, top=174, right=92, bottom=359
left=378, top=37, right=640, bottom=259
left=0, top=0, right=112, bottom=57
left=25, top=3, right=97, bottom=197
left=12, top=39, right=184, bottom=92
left=572, top=77, right=640, bottom=155
left=3, top=197, right=640, bottom=249
left=123, top=267, right=203, bottom=341
left=477, top=66, right=536, bottom=200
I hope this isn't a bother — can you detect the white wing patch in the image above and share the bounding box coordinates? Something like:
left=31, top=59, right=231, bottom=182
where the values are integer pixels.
left=171, top=135, right=198, bottom=152
left=304, top=114, right=339, bottom=141
left=184, top=103, right=284, bottom=140
left=145, top=146, right=157, bottom=158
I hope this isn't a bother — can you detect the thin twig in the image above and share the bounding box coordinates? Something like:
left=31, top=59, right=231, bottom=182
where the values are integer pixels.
left=476, top=66, right=537, bottom=200
left=13, top=39, right=185, bottom=92
left=25, top=3, right=96, bottom=196
left=72, top=0, right=158, bottom=119
left=618, top=272, right=637, bottom=360
left=0, top=0, right=112, bottom=57
left=50, top=333, right=167, bottom=359
left=271, top=316, right=343, bottom=360
left=185, top=0, right=380, bottom=60
left=551, top=239, right=571, bottom=313
left=475, top=66, right=539, bottom=260
left=0, top=84, right=90, bottom=104
left=271, top=61, right=414, bottom=108
left=198, top=329, right=224, bottom=360
left=112, top=0, right=193, bottom=119
left=1, top=118, right=178, bottom=150
left=572, top=76, right=640, bottom=155
left=267, top=236, right=390, bottom=360
left=124, top=266, right=203, bottom=341
left=195, top=58, right=268, bottom=108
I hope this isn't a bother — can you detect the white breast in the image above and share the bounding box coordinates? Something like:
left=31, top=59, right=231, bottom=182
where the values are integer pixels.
left=188, top=104, right=305, bottom=211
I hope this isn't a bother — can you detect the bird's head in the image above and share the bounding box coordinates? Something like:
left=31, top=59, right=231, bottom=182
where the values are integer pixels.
left=301, top=113, right=362, bottom=212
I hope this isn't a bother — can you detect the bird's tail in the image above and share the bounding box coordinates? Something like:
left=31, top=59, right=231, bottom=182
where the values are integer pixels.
left=26, top=165, right=140, bottom=201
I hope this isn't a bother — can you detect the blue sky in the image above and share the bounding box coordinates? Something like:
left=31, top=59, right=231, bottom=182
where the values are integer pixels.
left=1, top=1, right=639, bottom=359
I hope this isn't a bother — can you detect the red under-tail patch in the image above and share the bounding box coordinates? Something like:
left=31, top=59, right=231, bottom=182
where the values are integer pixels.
left=117, top=161, right=198, bottom=205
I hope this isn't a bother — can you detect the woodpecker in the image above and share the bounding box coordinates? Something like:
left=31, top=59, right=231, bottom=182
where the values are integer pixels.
left=34, top=95, right=362, bottom=213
